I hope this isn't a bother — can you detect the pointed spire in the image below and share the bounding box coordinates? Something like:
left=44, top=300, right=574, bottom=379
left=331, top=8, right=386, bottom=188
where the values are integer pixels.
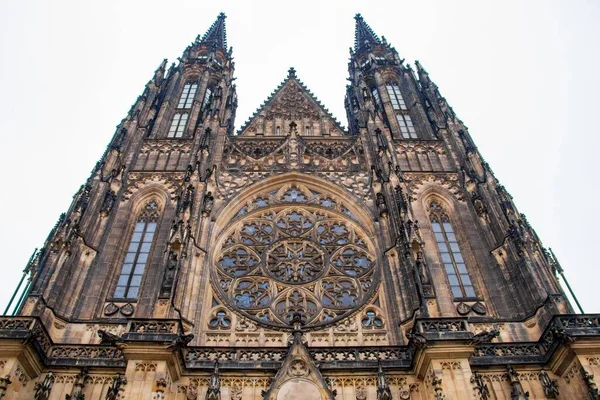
left=376, top=361, right=392, bottom=400
left=152, top=58, right=168, bottom=86
left=354, top=13, right=381, bottom=52
left=199, top=12, right=228, bottom=50
left=415, top=60, right=433, bottom=88
left=205, top=361, right=221, bottom=400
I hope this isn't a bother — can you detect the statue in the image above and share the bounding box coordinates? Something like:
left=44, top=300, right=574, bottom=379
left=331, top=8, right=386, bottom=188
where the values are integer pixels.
left=105, top=373, right=127, bottom=400
left=202, top=192, right=214, bottom=217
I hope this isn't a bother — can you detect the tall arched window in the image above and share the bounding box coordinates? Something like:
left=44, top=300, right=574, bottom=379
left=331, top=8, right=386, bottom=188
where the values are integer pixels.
left=428, top=200, right=476, bottom=298
left=114, top=201, right=161, bottom=299
left=177, top=82, right=198, bottom=109
left=385, top=82, right=407, bottom=110
left=167, top=112, right=188, bottom=138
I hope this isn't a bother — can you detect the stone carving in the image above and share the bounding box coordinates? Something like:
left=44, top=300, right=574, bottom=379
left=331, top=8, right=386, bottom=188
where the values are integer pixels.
left=105, top=373, right=127, bottom=400
left=206, top=361, right=221, bottom=400
left=539, top=369, right=559, bottom=399
left=356, top=385, right=367, bottom=400
left=506, top=365, right=529, bottom=399
left=97, top=329, right=124, bottom=345
left=129, top=320, right=178, bottom=334
left=405, top=172, right=464, bottom=201
left=470, top=372, right=490, bottom=400
left=122, top=172, right=184, bottom=201
left=288, top=359, right=308, bottom=377
left=213, top=200, right=378, bottom=329
left=65, top=369, right=88, bottom=400
left=34, top=372, right=55, bottom=400
left=581, top=366, right=600, bottom=400
left=470, top=329, right=500, bottom=345
left=0, top=375, right=12, bottom=398
left=49, top=346, right=124, bottom=360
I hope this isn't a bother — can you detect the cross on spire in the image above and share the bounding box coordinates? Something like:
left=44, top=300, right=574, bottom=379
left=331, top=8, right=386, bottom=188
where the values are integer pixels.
left=354, top=13, right=382, bottom=52
left=199, top=12, right=228, bottom=50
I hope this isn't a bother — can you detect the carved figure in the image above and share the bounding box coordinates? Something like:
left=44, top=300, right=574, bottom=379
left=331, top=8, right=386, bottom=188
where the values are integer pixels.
left=98, top=330, right=123, bottom=345
left=470, top=329, right=500, bottom=345
left=202, top=192, right=214, bottom=216
left=105, top=373, right=127, bottom=400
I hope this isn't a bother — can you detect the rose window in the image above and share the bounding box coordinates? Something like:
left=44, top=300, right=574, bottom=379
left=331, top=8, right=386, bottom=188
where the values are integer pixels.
left=212, top=187, right=379, bottom=329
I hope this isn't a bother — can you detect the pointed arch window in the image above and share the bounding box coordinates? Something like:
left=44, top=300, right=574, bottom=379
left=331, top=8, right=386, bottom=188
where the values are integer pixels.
left=371, top=87, right=382, bottom=108
left=428, top=201, right=476, bottom=298
left=386, top=82, right=407, bottom=110
left=177, top=82, right=198, bottom=109
left=167, top=112, right=188, bottom=138
left=202, top=87, right=213, bottom=109
left=114, top=201, right=160, bottom=299
left=396, top=114, right=417, bottom=139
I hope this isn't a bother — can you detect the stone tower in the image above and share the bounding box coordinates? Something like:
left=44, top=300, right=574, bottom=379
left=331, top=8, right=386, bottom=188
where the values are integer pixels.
left=1, top=12, right=599, bottom=400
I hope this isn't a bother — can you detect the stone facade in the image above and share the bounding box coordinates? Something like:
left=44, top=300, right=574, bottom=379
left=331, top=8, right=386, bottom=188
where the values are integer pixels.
left=1, top=12, right=599, bottom=400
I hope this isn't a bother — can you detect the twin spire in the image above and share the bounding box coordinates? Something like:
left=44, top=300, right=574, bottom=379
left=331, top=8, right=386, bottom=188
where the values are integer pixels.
left=197, top=12, right=383, bottom=54
left=353, top=13, right=382, bottom=52
left=197, top=12, right=228, bottom=50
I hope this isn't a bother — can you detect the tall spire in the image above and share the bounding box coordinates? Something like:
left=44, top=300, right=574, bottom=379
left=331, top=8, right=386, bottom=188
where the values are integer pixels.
left=354, top=13, right=381, bottom=52
left=199, top=12, right=228, bottom=50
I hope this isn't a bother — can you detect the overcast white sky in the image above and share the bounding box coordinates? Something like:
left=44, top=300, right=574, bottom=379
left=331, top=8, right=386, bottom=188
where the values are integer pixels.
left=0, top=1, right=598, bottom=315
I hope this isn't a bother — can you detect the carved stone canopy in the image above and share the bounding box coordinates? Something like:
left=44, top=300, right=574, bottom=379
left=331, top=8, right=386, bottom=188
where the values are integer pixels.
left=261, top=330, right=335, bottom=400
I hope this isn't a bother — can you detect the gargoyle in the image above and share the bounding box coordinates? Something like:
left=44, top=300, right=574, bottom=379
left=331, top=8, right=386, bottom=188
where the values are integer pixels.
left=470, top=329, right=500, bottom=345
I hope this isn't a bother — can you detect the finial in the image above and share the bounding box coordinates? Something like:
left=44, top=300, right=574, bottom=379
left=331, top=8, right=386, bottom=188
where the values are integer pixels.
left=355, top=13, right=363, bottom=20
left=288, top=67, right=296, bottom=77
left=218, top=12, right=226, bottom=19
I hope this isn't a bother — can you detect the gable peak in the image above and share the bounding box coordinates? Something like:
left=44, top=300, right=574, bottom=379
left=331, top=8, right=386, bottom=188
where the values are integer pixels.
left=237, top=69, right=346, bottom=137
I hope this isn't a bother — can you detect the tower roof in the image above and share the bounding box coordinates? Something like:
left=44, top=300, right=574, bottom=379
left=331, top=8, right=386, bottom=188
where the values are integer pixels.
left=199, top=12, right=228, bottom=50
left=354, top=13, right=382, bottom=52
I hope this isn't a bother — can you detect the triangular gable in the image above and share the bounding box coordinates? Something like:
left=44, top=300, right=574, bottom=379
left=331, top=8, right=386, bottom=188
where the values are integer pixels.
left=261, top=326, right=336, bottom=400
left=237, top=68, right=347, bottom=137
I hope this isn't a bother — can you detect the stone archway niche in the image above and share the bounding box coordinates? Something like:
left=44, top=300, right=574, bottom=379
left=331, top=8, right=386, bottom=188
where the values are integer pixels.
left=276, top=379, right=322, bottom=400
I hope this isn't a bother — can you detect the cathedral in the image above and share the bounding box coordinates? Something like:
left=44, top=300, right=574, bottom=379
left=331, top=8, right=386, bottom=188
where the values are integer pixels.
left=1, top=12, right=599, bottom=400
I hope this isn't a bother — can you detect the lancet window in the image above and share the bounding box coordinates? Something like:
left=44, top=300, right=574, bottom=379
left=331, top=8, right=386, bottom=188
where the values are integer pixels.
left=396, top=114, right=417, bottom=139
left=385, top=82, right=407, bottom=110
left=428, top=201, right=476, bottom=298
left=167, top=112, right=188, bottom=138
left=371, top=87, right=382, bottom=108
left=114, top=201, right=160, bottom=299
left=202, top=87, right=213, bottom=109
left=177, top=82, right=198, bottom=109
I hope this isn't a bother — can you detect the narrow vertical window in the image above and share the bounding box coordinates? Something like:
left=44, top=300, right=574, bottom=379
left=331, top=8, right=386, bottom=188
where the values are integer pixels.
left=177, top=82, right=198, bottom=109
left=114, top=201, right=160, bottom=299
left=371, top=87, right=382, bottom=108
left=276, top=126, right=281, bottom=135
left=168, top=113, right=188, bottom=138
left=202, top=87, right=213, bottom=109
left=428, top=201, right=476, bottom=298
left=396, top=114, right=417, bottom=139
left=305, top=126, right=310, bottom=135
left=386, top=82, right=407, bottom=110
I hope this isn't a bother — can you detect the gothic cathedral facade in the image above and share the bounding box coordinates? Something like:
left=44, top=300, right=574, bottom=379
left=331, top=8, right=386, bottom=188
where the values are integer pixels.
left=1, top=13, right=599, bottom=400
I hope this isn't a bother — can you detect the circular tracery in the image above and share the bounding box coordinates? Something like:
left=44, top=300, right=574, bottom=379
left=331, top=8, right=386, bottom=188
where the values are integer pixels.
left=266, top=239, right=325, bottom=284
left=212, top=186, right=379, bottom=329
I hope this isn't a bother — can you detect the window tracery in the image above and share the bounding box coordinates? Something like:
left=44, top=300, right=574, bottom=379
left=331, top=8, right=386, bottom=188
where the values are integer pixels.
left=114, top=201, right=160, bottom=299
left=428, top=200, right=476, bottom=298
left=212, top=185, right=379, bottom=329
